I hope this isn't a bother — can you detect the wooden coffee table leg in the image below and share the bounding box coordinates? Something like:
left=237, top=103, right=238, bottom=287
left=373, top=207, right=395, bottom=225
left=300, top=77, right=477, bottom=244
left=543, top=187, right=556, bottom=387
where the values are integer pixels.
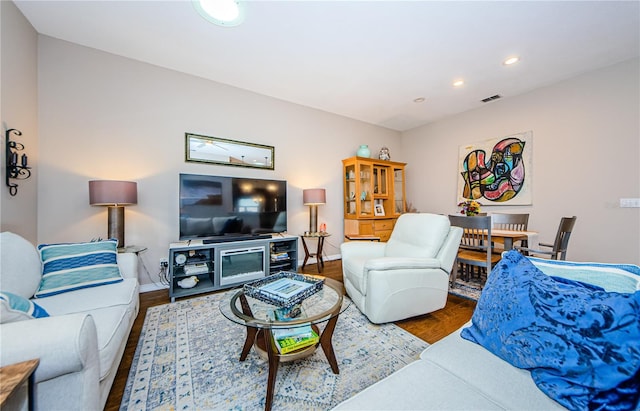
left=263, top=328, right=279, bottom=411
left=319, top=314, right=340, bottom=374
left=239, top=327, right=257, bottom=361
left=238, top=294, right=257, bottom=361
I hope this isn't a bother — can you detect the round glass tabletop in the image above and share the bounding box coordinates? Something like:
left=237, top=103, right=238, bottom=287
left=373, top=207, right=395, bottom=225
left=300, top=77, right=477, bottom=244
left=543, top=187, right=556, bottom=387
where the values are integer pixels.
left=219, top=277, right=350, bottom=330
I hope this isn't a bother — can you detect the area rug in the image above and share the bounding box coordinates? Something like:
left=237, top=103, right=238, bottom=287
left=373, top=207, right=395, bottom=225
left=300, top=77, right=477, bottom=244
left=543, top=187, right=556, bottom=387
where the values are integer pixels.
left=448, top=277, right=483, bottom=301
left=121, top=292, right=429, bottom=411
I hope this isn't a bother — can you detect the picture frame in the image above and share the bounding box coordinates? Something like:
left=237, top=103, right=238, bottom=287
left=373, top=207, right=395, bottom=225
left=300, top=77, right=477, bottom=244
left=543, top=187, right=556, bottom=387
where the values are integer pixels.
left=374, top=203, right=385, bottom=216
left=185, top=132, right=275, bottom=170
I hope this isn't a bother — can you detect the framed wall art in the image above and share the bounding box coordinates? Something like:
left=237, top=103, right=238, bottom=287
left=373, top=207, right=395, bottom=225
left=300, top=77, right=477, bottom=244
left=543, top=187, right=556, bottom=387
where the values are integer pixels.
left=457, top=130, right=533, bottom=206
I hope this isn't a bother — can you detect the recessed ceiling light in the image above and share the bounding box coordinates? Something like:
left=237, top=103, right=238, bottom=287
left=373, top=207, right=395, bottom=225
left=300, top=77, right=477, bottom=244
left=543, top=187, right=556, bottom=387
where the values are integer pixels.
left=503, top=56, right=520, bottom=65
left=453, top=79, right=465, bottom=87
left=193, top=0, right=244, bottom=27
left=413, top=97, right=426, bottom=103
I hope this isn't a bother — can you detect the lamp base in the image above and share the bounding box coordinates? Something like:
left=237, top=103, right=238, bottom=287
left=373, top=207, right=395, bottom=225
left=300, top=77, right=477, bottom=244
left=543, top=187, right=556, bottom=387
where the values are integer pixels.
left=308, top=205, right=318, bottom=234
left=107, top=206, right=125, bottom=247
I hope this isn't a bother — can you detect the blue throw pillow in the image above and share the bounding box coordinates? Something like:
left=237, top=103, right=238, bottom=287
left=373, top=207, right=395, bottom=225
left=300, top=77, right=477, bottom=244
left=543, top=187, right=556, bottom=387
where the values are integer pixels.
left=462, top=250, right=640, bottom=410
left=35, top=239, right=123, bottom=298
left=0, top=291, right=49, bottom=323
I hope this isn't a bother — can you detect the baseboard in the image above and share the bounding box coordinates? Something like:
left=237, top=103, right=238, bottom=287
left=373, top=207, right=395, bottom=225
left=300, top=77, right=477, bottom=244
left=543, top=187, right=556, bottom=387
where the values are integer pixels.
left=139, top=282, right=169, bottom=293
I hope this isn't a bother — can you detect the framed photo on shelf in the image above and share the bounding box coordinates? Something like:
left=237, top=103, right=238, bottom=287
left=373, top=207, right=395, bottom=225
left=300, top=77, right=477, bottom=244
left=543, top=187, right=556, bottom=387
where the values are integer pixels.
left=374, top=203, right=385, bottom=216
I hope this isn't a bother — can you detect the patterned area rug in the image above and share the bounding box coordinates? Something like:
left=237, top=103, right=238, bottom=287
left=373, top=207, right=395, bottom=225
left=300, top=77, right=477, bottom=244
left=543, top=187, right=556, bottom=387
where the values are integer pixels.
left=121, top=292, right=429, bottom=410
left=448, top=277, right=483, bottom=301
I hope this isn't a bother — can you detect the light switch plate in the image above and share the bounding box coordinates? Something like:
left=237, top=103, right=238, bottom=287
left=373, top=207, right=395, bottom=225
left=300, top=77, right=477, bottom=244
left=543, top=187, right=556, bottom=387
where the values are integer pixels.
left=620, top=198, right=640, bottom=208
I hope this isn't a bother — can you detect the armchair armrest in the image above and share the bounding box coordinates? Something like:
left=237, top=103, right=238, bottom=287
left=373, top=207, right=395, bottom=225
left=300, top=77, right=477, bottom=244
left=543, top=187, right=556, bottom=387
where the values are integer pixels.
left=340, top=241, right=387, bottom=260
left=365, top=257, right=442, bottom=271
left=0, top=313, right=100, bottom=385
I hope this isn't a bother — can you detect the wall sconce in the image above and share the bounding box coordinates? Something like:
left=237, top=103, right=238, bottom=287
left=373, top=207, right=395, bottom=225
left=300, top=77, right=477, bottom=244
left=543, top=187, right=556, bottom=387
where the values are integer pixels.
left=5, top=128, right=31, bottom=196
left=89, top=180, right=138, bottom=247
left=303, top=188, right=326, bottom=234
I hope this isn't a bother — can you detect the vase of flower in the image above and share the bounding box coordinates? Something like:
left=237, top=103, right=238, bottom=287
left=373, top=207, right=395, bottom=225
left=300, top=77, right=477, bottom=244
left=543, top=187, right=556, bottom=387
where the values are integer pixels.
left=458, top=200, right=482, bottom=216
left=356, top=145, right=371, bottom=158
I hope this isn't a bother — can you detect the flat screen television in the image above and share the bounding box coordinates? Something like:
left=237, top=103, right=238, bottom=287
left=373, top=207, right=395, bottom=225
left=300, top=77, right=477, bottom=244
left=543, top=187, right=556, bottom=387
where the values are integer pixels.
left=179, top=173, right=287, bottom=241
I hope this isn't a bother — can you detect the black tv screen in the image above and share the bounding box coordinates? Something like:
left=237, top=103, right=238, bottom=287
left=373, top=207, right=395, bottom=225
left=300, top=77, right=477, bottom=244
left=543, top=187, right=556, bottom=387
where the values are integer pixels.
left=179, top=173, right=287, bottom=240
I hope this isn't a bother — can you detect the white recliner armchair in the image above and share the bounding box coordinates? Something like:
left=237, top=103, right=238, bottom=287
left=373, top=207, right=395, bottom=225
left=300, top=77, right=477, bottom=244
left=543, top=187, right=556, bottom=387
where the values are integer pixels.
left=340, top=213, right=463, bottom=324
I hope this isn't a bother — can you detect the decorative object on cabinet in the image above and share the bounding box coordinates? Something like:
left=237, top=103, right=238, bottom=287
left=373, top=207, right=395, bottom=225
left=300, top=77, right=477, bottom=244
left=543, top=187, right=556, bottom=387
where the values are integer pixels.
left=378, top=146, right=391, bottom=160
left=5, top=129, right=31, bottom=197
left=185, top=132, right=274, bottom=170
left=303, top=188, right=326, bottom=234
left=342, top=156, right=406, bottom=242
left=89, top=180, right=138, bottom=248
left=356, top=144, right=371, bottom=158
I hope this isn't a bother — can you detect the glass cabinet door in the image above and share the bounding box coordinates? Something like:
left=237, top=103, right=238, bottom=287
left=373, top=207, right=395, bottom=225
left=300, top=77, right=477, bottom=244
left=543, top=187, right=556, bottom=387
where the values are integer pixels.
left=393, top=166, right=406, bottom=215
left=359, top=163, right=373, bottom=217
left=345, top=164, right=357, bottom=216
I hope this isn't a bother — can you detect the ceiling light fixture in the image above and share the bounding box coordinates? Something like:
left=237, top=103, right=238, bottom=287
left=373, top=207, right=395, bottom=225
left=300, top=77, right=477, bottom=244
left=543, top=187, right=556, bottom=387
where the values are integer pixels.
left=193, top=0, right=244, bottom=27
left=453, top=79, right=465, bottom=87
left=413, top=97, right=426, bottom=103
left=503, top=56, right=520, bottom=65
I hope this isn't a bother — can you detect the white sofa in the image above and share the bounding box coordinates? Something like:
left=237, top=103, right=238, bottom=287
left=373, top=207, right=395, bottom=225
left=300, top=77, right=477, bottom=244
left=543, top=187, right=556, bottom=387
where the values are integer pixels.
left=0, top=232, right=140, bottom=411
left=334, top=254, right=640, bottom=410
left=341, top=213, right=462, bottom=324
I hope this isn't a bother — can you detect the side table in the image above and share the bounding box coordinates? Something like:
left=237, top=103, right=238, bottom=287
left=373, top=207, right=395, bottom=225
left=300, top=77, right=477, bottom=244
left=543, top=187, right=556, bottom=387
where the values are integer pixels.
left=117, top=245, right=147, bottom=254
left=0, top=358, right=39, bottom=411
left=301, top=232, right=330, bottom=273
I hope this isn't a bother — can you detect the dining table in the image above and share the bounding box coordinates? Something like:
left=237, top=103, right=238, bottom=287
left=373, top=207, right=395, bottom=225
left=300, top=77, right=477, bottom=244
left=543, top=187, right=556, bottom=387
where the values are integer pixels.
left=490, top=229, right=539, bottom=251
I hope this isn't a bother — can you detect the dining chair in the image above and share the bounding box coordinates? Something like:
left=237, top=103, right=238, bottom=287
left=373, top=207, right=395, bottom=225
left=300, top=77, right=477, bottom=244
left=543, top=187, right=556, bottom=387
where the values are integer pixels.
left=491, top=213, right=530, bottom=249
left=516, top=216, right=577, bottom=260
left=491, top=213, right=529, bottom=231
left=448, top=215, right=501, bottom=287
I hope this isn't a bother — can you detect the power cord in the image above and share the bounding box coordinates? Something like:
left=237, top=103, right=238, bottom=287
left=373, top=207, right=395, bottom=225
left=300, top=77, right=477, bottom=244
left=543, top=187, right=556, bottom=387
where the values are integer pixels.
left=138, top=254, right=169, bottom=288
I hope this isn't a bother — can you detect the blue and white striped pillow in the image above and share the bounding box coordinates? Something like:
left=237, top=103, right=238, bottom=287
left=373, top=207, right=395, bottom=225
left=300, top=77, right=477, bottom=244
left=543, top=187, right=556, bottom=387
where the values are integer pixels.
left=0, top=291, right=49, bottom=323
left=35, top=239, right=123, bottom=298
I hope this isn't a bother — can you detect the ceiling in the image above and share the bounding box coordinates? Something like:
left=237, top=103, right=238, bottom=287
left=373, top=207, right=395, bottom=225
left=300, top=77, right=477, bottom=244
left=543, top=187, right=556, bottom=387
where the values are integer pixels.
left=14, top=1, right=640, bottom=132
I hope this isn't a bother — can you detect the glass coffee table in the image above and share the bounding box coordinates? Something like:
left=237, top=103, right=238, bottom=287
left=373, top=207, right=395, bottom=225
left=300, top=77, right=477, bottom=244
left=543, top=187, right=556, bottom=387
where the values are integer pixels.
left=219, top=276, right=350, bottom=411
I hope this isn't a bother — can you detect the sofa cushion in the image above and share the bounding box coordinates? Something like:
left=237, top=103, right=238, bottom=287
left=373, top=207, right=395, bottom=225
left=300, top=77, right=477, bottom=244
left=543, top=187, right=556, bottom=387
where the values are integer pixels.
left=462, top=250, right=640, bottom=410
left=0, top=291, right=49, bottom=323
left=528, top=256, right=640, bottom=293
left=35, top=239, right=123, bottom=298
left=0, top=232, right=42, bottom=298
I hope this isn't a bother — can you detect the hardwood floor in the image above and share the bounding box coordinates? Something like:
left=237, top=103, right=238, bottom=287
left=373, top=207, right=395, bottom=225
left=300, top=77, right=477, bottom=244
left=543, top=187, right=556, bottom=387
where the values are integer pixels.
left=105, top=259, right=476, bottom=410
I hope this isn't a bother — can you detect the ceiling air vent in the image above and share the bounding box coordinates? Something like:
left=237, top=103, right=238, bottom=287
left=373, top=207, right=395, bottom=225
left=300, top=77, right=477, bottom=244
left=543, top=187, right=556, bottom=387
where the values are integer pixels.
left=481, top=94, right=502, bottom=103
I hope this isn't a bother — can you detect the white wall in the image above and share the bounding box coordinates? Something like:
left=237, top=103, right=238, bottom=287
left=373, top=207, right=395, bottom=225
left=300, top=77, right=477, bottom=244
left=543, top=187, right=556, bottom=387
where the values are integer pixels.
left=401, top=58, right=640, bottom=264
left=0, top=0, right=38, bottom=242
left=36, top=36, right=400, bottom=287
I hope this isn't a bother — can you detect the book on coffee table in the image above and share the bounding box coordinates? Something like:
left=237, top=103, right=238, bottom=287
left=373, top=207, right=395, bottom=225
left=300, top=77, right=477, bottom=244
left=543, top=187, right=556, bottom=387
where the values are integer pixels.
left=273, top=328, right=319, bottom=354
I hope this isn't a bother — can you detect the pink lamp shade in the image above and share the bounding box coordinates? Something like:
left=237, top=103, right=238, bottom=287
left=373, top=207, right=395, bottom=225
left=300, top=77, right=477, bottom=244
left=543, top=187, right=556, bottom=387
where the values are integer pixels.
left=303, top=188, right=326, bottom=205
left=89, top=180, right=137, bottom=247
left=89, top=180, right=138, bottom=205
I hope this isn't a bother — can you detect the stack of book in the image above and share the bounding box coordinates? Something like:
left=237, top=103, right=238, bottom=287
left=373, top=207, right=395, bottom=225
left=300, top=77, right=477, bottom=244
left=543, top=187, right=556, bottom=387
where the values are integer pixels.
left=270, top=252, right=289, bottom=262
left=272, top=324, right=319, bottom=354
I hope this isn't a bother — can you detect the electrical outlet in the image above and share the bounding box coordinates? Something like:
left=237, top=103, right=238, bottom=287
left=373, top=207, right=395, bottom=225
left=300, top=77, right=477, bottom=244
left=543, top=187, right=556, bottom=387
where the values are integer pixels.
left=159, top=258, right=168, bottom=268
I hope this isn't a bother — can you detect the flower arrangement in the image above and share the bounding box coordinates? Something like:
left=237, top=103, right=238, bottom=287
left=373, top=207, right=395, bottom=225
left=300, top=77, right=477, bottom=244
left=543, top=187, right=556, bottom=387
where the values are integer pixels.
left=458, top=200, right=482, bottom=216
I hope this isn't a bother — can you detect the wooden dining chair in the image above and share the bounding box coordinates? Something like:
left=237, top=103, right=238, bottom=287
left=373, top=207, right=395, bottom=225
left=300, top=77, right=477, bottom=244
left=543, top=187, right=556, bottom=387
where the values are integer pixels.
left=448, top=215, right=502, bottom=287
left=516, top=216, right=577, bottom=260
left=491, top=213, right=529, bottom=231
left=491, top=213, right=530, bottom=250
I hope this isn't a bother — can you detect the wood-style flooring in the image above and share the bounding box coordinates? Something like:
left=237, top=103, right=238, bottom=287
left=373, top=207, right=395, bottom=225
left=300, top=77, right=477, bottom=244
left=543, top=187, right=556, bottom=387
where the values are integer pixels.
left=105, top=259, right=476, bottom=410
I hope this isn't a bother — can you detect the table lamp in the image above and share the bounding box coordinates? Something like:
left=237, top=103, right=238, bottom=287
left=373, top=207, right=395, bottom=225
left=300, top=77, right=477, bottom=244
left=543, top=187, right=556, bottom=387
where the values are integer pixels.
left=303, top=188, right=326, bottom=234
left=89, top=180, right=138, bottom=247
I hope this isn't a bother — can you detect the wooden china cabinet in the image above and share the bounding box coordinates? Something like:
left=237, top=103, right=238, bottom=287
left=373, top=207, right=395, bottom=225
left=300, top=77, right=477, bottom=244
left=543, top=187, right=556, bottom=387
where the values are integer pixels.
left=342, top=156, right=407, bottom=242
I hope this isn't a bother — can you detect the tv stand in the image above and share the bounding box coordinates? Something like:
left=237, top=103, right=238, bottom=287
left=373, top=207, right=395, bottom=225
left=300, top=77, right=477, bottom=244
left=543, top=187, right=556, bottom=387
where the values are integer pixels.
left=168, top=235, right=297, bottom=302
left=202, top=233, right=272, bottom=244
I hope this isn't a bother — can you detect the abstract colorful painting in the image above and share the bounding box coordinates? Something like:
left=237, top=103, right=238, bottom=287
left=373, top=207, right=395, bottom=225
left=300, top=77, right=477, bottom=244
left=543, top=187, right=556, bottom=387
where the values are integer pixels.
left=458, top=131, right=532, bottom=206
